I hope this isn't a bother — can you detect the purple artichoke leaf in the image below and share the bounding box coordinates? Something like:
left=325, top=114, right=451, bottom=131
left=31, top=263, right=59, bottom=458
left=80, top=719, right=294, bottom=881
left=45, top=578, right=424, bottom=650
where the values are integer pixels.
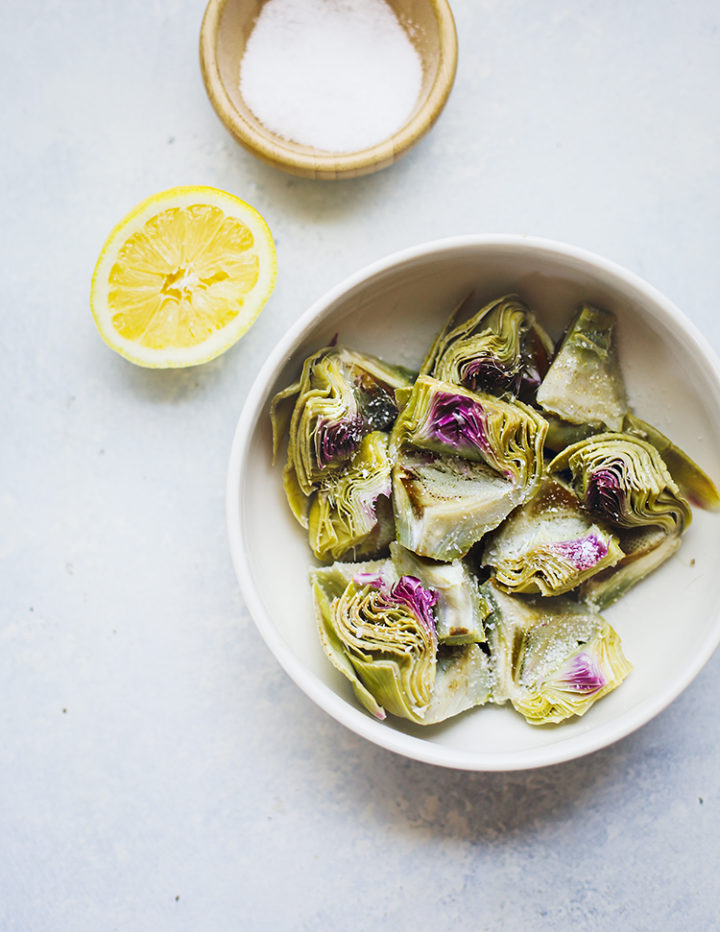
left=556, top=651, right=607, bottom=694
left=551, top=532, right=610, bottom=571
left=388, top=576, right=439, bottom=636
left=317, top=414, right=365, bottom=467
left=428, top=392, right=489, bottom=454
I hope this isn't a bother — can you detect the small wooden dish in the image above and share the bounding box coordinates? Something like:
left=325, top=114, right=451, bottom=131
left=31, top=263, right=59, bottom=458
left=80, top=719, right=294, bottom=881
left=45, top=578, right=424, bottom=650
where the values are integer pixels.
left=199, top=0, right=458, bottom=180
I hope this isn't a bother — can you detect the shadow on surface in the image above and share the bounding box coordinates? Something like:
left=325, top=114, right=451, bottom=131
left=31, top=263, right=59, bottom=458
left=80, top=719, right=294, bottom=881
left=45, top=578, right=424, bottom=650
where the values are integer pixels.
left=108, top=348, right=236, bottom=405
left=314, top=714, right=651, bottom=845
left=226, top=146, right=420, bottom=229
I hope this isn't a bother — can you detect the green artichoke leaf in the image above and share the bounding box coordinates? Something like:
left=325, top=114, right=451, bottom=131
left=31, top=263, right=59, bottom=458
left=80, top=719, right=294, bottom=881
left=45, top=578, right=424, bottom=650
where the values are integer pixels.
left=390, top=375, right=547, bottom=488
left=422, top=644, right=494, bottom=724
left=544, top=413, right=600, bottom=454
left=270, top=379, right=301, bottom=463
left=483, top=479, right=624, bottom=596
left=272, top=344, right=414, bottom=524
left=312, top=571, right=389, bottom=720
left=390, top=541, right=489, bottom=643
left=419, top=291, right=474, bottom=376
left=536, top=304, right=628, bottom=430
left=482, top=581, right=632, bottom=724
left=308, top=431, right=395, bottom=561
left=623, top=412, right=720, bottom=511
left=423, top=293, right=554, bottom=400
left=549, top=432, right=692, bottom=534
left=392, top=451, right=530, bottom=561
left=282, top=457, right=311, bottom=527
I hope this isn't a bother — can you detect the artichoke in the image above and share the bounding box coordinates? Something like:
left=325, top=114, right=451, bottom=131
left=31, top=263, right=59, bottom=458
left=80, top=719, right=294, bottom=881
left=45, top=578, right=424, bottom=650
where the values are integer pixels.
left=549, top=433, right=691, bottom=533
left=392, top=450, right=531, bottom=561
left=392, top=376, right=547, bottom=480
left=312, top=566, right=438, bottom=722
left=483, top=581, right=632, bottom=724
left=548, top=433, right=691, bottom=602
left=312, top=561, right=493, bottom=723
left=389, top=541, right=489, bottom=643
left=271, top=344, right=414, bottom=526
left=308, top=431, right=394, bottom=561
left=422, top=293, right=553, bottom=399
left=483, top=479, right=623, bottom=596
left=536, top=304, right=628, bottom=431
left=623, top=412, right=720, bottom=511
left=389, top=375, right=547, bottom=559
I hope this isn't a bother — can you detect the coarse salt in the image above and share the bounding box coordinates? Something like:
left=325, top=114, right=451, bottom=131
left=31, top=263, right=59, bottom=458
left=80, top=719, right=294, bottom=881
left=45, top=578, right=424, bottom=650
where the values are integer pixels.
left=239, top=0, right=423, bottom=153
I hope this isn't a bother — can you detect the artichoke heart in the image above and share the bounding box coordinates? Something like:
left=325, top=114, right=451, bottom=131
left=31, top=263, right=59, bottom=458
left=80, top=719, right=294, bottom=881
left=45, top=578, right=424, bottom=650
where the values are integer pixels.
left=271, top=344, right=414, bottom=526
left=423, top=293, right=554, bottom=400
left=537, top=304, right=628, bottom=430
left=392, top=451, right=528, bottom=561
left=483, top=479, right=623, bottom=596
left=549, top=432, right=691, bottom=534
left=482, top=581, right=632, bottom=724
left=390, top=541, right=489, bottom=643
left=391, top=375, right=547, bottom=483
left=312, top=568, right=438, bottom=723
left=308, top=431, right=394, bottom=561
left=312, top=559, right=493, bottom=724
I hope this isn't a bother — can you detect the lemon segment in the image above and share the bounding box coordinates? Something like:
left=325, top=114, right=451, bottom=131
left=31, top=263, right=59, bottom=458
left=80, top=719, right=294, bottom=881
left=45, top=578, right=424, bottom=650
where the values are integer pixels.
left=90, top=187, right=277, bottom=368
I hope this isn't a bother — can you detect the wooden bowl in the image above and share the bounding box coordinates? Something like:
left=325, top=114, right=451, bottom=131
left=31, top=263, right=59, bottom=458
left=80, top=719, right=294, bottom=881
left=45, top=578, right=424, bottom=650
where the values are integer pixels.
left=199, top=0, right=458, bottom=180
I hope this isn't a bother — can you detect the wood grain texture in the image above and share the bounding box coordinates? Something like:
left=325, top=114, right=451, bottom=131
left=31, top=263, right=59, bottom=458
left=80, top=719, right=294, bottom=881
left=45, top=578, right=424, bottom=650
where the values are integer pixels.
left=199, top=0, right=458, bottom=180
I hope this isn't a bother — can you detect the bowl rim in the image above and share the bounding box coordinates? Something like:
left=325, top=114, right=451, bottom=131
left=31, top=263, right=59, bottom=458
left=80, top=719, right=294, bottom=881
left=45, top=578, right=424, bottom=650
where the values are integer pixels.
left=199, top=0, right=459, bottom=180
left=226, top=233, right=720, bottom=771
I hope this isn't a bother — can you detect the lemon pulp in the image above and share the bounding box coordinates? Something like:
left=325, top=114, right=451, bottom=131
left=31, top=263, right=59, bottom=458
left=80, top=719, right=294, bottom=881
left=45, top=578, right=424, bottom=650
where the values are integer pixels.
left=91, top=187, right=276, bottom=368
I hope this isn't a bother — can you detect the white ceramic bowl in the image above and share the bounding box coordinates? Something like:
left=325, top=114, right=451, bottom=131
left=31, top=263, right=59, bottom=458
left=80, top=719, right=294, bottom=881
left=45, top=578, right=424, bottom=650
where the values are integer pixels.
left=227, top=235, right=720, bottom=770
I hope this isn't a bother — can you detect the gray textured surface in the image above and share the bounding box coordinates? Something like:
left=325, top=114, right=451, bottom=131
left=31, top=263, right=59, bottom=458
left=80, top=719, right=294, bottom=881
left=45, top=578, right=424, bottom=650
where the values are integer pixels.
left=2, top=0, right=719, bottom=928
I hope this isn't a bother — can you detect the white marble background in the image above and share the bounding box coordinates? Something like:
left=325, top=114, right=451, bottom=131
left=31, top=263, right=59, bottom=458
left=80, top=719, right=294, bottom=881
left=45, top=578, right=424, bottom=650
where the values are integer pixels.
left=2, top=1, right=719, bottom=928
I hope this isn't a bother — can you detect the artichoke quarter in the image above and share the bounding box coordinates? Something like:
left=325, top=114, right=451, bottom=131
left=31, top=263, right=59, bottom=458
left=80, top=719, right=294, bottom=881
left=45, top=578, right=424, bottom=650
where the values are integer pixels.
left=312, top=560, right=493, bottom=724
left=549, top=432, right=691, bottom=534
left=536, top=304, right=628, bottom=431
left=390, top=375, right=547, bottom=560
left=270, top=344, right=413, bottom=559
left=549, top=433, right=692, bottom=604
left=422, top=293, right=553, bottom=400
left=482, top=479, right=623, bottom=597
left=482, top=581, right=632, bottom=725
left=312, top=566, right=437, bottom=723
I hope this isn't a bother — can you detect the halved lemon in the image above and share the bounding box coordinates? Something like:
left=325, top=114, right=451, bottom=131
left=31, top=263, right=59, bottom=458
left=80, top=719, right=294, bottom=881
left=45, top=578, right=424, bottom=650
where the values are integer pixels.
left=90, top=186, right=277, bottom=368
